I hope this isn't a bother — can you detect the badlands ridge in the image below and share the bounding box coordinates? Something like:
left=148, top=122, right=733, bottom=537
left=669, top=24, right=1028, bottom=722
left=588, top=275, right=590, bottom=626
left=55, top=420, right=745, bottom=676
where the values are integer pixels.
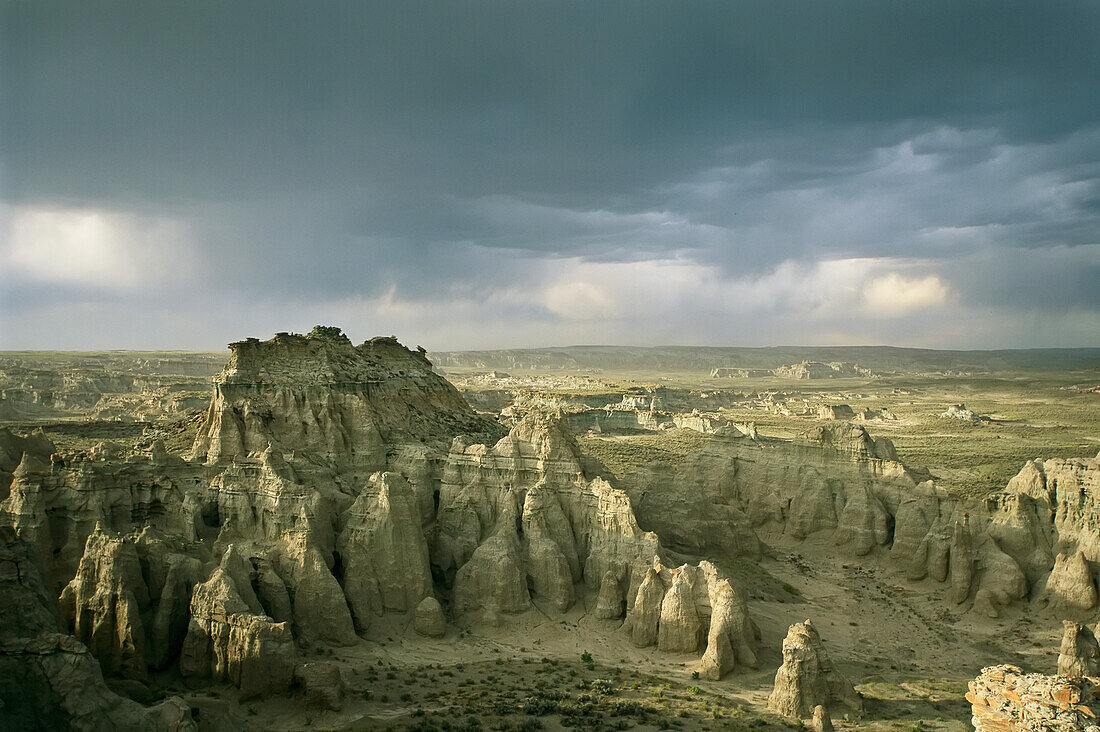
left=1, top=327, right=1099, bottom=731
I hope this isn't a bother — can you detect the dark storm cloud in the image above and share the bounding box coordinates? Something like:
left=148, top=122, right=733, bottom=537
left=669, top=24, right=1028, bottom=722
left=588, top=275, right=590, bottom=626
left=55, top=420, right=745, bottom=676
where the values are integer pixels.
left=1, top=0, right=1098, bottom=349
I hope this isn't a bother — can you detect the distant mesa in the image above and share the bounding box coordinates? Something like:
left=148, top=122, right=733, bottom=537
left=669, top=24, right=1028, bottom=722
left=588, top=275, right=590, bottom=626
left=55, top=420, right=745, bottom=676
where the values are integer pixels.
left=710, top=367, right=774, bottom=378
left=711, top=361, right=875, bottom=379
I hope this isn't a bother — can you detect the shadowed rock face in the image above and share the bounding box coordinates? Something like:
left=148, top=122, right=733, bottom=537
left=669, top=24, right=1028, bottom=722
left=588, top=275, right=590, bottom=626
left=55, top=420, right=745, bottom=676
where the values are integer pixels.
left=0, top=526, right=193, bottom=731
left=179, top=547, right=295, bottom=698
left=768, top=620, right=863, bottom=720
left=1058, top=621, right=1100, bottom=677
left=0, top=427, right=54, bottom=495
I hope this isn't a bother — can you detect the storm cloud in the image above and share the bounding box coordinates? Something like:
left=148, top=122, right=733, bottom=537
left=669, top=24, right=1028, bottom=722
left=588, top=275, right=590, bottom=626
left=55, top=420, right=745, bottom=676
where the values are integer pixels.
left=2, top=1, right=1098, bottom=349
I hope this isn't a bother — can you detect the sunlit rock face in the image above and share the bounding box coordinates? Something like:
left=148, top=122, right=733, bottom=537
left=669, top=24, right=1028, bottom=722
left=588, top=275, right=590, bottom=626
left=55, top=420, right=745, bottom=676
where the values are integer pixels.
left=189, top=327, right=495, bottom=469
left=969, top=665, right=1100, bottom=732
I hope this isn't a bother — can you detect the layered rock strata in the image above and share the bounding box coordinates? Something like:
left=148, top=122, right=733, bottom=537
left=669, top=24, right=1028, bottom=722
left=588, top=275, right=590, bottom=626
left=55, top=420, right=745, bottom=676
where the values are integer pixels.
left=189, top=327, right=497, bottom=468
left=626, top=425, right=1100, bottom=618
left=968, top=665, right=1100, bottom=732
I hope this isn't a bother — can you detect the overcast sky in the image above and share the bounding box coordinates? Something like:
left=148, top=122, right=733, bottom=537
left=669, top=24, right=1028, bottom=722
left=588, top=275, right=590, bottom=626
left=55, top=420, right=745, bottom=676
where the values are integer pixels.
left=2, top=1, right=1098, bottom=350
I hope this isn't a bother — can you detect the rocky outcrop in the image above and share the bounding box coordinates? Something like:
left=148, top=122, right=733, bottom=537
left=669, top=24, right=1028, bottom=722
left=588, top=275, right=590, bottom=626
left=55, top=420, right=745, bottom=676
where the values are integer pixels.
left=452, top=504, right=531, bottom=618
left=768, top=620, right=862, bottom=720
left=59, top=527, right=150, bottom=680
left=628, top=565, right=666, bottom=648
left=595, top=569, right=625, bottom=620
left=657, top=570, right=704, bottom=652
left=774, top=362, right=873, bottom=380
left=941, top=403, right=985, bottom=422
left=1059, top=621, right=1100, bottom=677
left=1005, top=457, right=1100, bottom=562
left=0, top=427, right=55, bottom=495
left=812, top=705, right=834, bottom=732
left=189, top=327, right=496, bottom=467
left=179, top=548, right=295, bottom=697
left=273, top=532, right=357, bottom=646
left=337, top=471, right=433, bottom=629
left=698, top=569, right=758, bottom=680
left=624, top=424, right=1100, bottom=619
left=2, top=445, right=203, bottom=591
left=197, top=446, right=333, bottom=548
left=294, top=661, right=346, bottom=711
left=817, top=405, right=855, bottom=421
left=142, top=541, right=204, bottom=670
left=968, top=665, right=1100, bottom=732
left=1043, top=551, right=1098, bottom=614
left=412, top=597, right=446, bottom=637
left=0, top=527, right=192, bottom=731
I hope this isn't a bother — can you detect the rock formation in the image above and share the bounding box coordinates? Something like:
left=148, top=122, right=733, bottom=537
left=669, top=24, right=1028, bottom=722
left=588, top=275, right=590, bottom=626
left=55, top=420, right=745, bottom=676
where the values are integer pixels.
left=1043, top=551, right=1099, bottom=613
left=968, top=665, right=1100, bottom=732
left=436, top=412, right=661, bottom=619
left=812, top=705, right=834, bottom=732
left=337, top=471, right=433, bottom=629
left=294, top=661, right=346, bottom=711
left=412, top=597, right=446, bottom=637
left=628, top=565, right=666, bottom=648
left=452, top=504, right=532, bottom=618
left=697, top=567, right=758, bottom=680
left=179, top=547, right=295, bottom=697
left=0, top=427, right=54, bottom=494
left=1059, top=621, right=1100, bottom=677
left=594, top=569, right=625, bottom=620
left=0, top=526, right=193, bottom=731
left=657, top=570, right=704, bottom=652
left=273, top=532, right=357, bottom=646
left=9, top=324, right=1100, bottom=726
left=189, top=327, right=496, bottom=467
left=768, top=620, right=862, bottom=720
left=59, top=526, right=150, bottom=681
left=624, top=421, right=1100, bottom=620
left=940, top=403, right=985, bottom=422
left=621, top=559, right=758, bottom=678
